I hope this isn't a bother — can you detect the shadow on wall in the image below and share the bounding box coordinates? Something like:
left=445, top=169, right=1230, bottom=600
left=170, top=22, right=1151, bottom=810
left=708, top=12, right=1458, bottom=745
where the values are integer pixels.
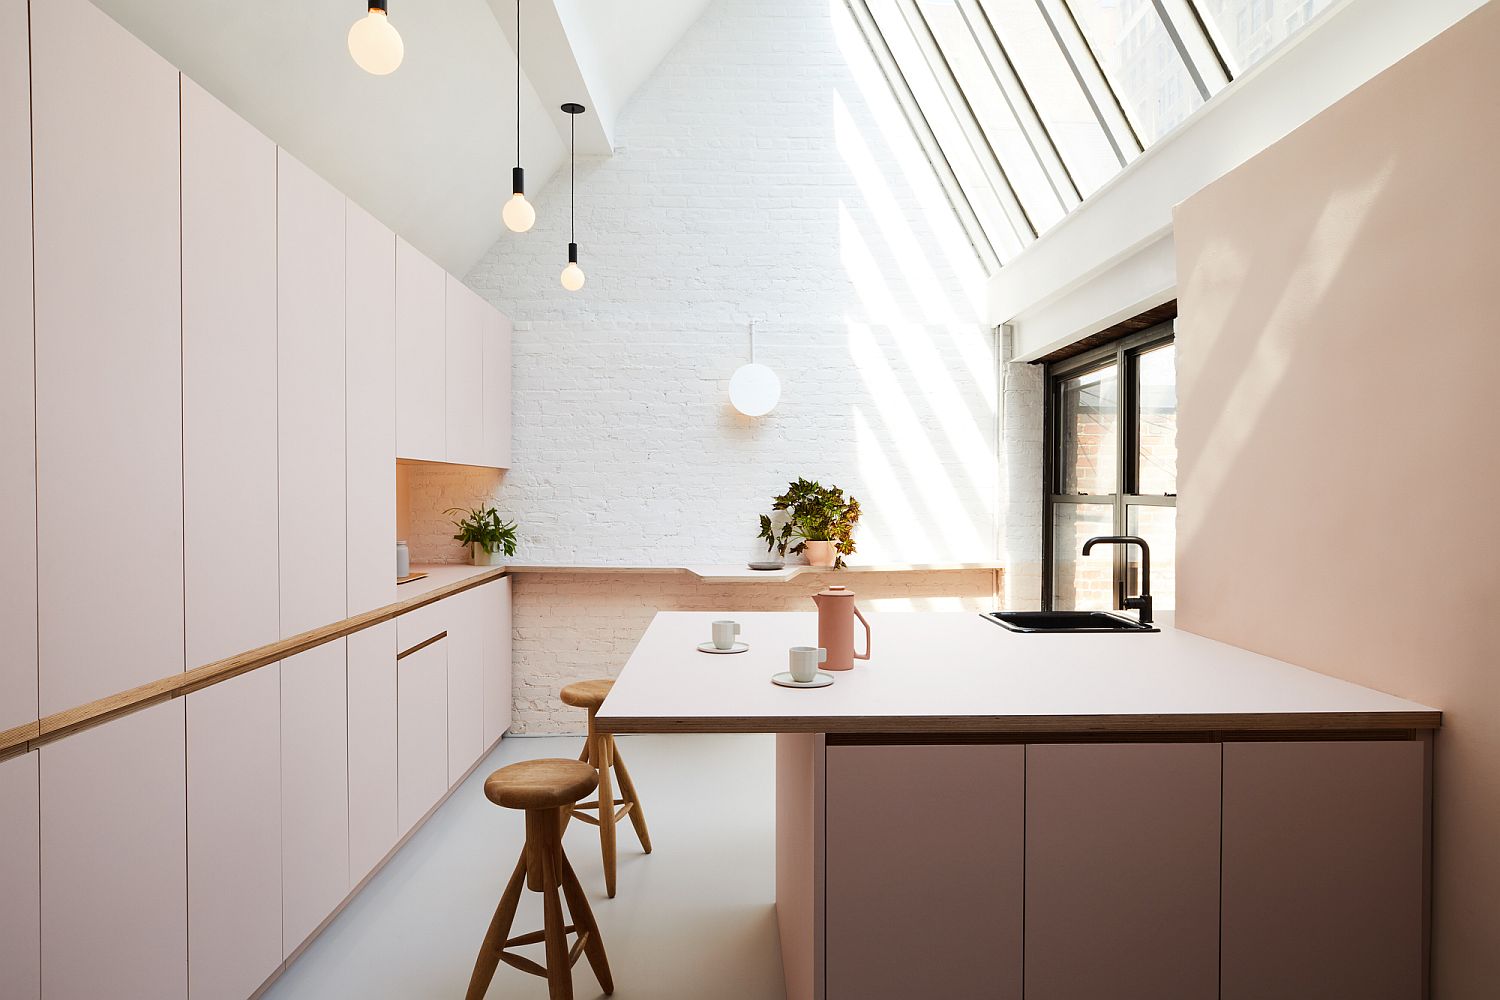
left=1172, top=4, right=1500, bottom=993
left=463, top=0, right=1010, bottom=569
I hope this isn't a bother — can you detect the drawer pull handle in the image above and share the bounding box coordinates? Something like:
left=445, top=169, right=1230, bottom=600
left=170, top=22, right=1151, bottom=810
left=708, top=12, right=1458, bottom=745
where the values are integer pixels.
left=397, top=631, right=446, bottom=661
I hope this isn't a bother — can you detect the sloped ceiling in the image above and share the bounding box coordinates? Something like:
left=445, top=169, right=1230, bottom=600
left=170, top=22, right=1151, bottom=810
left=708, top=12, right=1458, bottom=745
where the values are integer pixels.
left=91, top=0, right=712, bottom=275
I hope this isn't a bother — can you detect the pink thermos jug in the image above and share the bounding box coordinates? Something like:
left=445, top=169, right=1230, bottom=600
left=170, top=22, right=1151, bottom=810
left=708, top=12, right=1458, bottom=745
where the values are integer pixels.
left=813, top=585, right=871, bottom=671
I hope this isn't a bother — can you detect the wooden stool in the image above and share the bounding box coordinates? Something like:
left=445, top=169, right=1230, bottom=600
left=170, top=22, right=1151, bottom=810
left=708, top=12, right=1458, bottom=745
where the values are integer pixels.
left=465, top=759, right=614, bottom=1000
left=560, top=679, right=653, bottom=898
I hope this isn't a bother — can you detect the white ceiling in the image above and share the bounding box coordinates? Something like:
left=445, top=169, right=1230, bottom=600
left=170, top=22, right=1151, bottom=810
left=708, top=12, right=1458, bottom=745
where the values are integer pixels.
left=91, top=0, right=712, bottom=275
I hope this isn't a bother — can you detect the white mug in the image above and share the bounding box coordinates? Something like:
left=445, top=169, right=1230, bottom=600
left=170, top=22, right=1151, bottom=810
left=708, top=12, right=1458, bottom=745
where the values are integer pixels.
left=789, top=646, right=826, bottom=683
left=712, top=620, right=741, bottom=650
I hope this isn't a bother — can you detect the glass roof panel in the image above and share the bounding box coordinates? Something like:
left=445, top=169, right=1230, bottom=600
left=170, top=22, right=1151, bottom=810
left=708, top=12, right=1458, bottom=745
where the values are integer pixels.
left=977, top=0, right=1123, bottom=197
left=915, top=0, right=1067, bottom=233
left=1065, top=0, right=1204, bottom=145
left=1191, top=0, right=1335, bottom=77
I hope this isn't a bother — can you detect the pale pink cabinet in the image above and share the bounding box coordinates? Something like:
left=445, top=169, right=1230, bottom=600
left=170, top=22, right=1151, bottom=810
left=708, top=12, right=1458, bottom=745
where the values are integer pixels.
left=396, top=238, right=448, bottom=462
left=483, top=576, right=514, bottom=745
left=446, top=587, right=486, bottom=784
left=483, top=306, right=513, bottom=470
left=31, top=0, right=183, bottom=714
left=0, top=752, right=40, bottom=1000
left=0, top=0, right=35, bottom=737
left=1221, top=740, right=1426, bottom=1000
left=347, top=200, right=398, bottom=617
left=278, top=149, right=351, bottom=957
left=446, top=276, right=486, bottom=466
left=1025, top=743, right=1221, bottom=1000
left=349, top=623, right=399, bottom=882
left=181, top=76, right=283, bottom=1000
left=398, top=630, right=450, bottom=834
left=41, top=704, right=188, bottom=1000
left=825, top=744, right=1024, bottom=1000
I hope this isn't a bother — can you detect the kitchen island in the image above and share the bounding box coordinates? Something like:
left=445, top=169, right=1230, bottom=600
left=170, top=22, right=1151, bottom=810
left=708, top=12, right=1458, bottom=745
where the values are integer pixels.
left=596, top=611, right=1439, bottom=1000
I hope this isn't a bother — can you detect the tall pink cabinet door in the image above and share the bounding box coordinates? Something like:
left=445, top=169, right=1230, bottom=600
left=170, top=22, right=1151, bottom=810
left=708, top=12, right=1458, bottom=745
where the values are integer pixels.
left=446, top=588, right=485, bottom=783
left=0, top=753, right=40, bottom=1000
left=398, top=634, right=450, bottom=834
left=40, top=704, right=187, bottom=1000
left=349, top=623, right=398, bottom=881
left=0, top=0, right=35, bottom=740
left=31, top=0, right=183, bottom=714
left=1222, top=740, right=1426, bottom=1000
left=180, top=77, right=283, bottom=1000
left=825, top=744, right=1024, bottom=1000
left=1025, top=743, right=1221, bottom=1000
left=482, top=306, right=513, bottom=469
left=278, top=149, right=350, bottom=957
left=445, top=277, right=485, bottom=465
left=395, top=238, right=447, bottom=461
left=483, top=577, right=514, bottom=745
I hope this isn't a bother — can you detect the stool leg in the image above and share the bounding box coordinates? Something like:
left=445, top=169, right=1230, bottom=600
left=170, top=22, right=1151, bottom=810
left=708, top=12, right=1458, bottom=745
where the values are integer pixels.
left=610, top=740, right=652, bottom=854
left=465, top=849, right=529, bottom=1000
left=594, top=721, right=619, bottom=898
left=559, top=849, right=614, bottom=995
left=539, top=822, right=574, bottom=1000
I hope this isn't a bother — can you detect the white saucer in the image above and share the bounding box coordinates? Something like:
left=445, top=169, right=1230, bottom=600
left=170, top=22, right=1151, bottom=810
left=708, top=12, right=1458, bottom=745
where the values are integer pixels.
left=771, top=671, right=834, bottom=689
left=698, top=641, right=749, bottom=654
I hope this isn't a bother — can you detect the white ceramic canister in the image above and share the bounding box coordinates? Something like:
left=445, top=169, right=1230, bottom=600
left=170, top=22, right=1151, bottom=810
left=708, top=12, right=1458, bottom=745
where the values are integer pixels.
left=396, top=540, right=411, bottom=578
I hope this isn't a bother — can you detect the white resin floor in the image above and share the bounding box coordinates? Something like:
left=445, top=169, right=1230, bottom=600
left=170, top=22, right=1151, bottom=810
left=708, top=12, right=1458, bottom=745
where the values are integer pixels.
left=263, top=733, right=786, bottom=1000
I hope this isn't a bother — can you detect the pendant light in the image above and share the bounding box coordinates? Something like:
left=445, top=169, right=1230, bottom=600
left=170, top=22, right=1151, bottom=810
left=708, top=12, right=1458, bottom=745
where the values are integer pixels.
left=502, top=0, right=536, bottom=233
left=560, top=102, right=587, bottom=291
left=348, top=1, right=404, bottom=76
left=730, top=320, right=781, bottom=416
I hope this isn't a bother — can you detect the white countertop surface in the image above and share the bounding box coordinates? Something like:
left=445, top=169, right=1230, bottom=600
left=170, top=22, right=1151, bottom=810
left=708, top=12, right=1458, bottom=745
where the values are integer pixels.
left=397, top=563, right=504, bottom=600
left=595, top=611, right=1440, bottom=735
left=503, top=561, right=1001, bottom=583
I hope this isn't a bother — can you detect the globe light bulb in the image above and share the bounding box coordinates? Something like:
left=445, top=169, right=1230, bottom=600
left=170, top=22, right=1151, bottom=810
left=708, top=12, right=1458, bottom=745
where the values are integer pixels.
left=348, top=8, right=403, bottom=76
left=729, top=362, right=781, bottom=416
left=560, top=261, right=586, bottom=291
left=502, top=193, right=535, bottom=233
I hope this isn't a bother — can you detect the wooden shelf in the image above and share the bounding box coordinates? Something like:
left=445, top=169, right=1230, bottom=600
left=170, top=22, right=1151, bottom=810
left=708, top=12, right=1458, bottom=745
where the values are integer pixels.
left=503, top=562, right=1004, bottom=584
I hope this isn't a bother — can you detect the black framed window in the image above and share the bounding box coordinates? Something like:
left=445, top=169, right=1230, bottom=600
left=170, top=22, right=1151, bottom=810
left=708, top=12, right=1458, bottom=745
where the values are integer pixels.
left=1043, top=323, right=1176, bottom=611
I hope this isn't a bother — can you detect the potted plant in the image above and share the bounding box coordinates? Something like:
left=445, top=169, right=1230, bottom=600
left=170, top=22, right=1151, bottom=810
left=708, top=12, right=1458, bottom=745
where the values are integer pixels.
left=447, top=505, right=518, bottom=566
left=757, top=478, right=861, bottom=568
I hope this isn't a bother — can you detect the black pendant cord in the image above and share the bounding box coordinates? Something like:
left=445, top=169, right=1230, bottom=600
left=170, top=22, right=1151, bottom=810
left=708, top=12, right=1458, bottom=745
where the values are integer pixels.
left=515, top=0, right=521, bottom=170
left=570, top=111, right=576, bottom=245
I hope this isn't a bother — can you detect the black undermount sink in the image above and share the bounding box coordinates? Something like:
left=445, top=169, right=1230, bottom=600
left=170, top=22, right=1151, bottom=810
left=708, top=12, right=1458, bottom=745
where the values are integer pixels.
left=982, top=610, right=1159, bottom=634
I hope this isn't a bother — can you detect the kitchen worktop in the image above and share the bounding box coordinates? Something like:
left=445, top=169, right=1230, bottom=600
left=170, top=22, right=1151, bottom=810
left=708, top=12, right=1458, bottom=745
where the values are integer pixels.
left=502, top=561, right=1001, bottom=583
left=397, top=563, right=506, bottom=600
left=595, top=611, right=1441, bottom=735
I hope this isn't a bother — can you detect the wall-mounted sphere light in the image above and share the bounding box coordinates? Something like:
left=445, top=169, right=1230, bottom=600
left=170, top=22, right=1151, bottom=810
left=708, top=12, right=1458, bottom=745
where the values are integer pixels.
left=730, top=321, right=781, bottom=416
left=560, top=102, right=586, bottom=291
left=348, top=1, right=404, bottom=76
left=503, top=0, right=535, bottom=233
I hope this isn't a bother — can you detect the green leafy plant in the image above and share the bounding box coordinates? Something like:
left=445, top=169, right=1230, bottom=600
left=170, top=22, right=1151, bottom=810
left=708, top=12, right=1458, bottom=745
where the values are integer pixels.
left=757, top=478, right=861, bottom=568
left=447, top=505, right=518, bottom=557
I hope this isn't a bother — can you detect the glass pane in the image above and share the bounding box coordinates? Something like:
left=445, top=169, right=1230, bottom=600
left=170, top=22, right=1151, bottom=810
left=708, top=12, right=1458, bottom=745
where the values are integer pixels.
left=1193, top=0, right=1335, bottom=76
left=1053, top=504, right=1116, bottom=611
left=1067, top=0, right=1204, bottom=144
left=866, top=0, right=1026, bottom=259
left=1058, top=363, right=1118, bottom=496
left=917, top=0, right=1065, bottom=232
left=1135, top=342, right=1177, bottom=495
left=978, top=0, right=1121, bottom=196
left=1128, top=505, right=1176, bottom=611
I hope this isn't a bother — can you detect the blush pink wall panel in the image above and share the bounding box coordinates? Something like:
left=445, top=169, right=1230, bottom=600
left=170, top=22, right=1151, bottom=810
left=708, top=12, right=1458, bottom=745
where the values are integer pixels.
left=446, top=588, right=485, bottom=784
left=483, top=308, right=513, bottom=469
left=1172, top=6, right=1499, bottom=992
left=0, top=0, right=36, bottom=736
left=445, top=277, right=485, bottom=466
left=347, top=201, right=397, bottom=617
left=398, top=636, right=449, bottom=834
left=279, top=642, right=350, bottom=957
left=483, top=577, right=513, bottom=745
left=825, top=744, right=1023, bottom=1000
left=395, top=238, right=447, bottom=462
left=186, top=668, right=282, bottom=1000
left=775, top=733, right=821, bottom=1000
left=0, top=753, right=40, bottom=1000
left=348, top=622, right=399, bottom=883
left=1025, top=742, right=1221, bottom=1000
left=40, top=703, right=187, bottom=1000
left=31, top=0, right=183, bottom=713
left=1221, top=741, right=1425, bottom=1000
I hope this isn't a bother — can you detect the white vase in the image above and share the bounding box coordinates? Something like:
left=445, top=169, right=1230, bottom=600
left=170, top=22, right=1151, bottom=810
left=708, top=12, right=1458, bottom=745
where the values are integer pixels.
left=471, top=543, right=505, bottom=567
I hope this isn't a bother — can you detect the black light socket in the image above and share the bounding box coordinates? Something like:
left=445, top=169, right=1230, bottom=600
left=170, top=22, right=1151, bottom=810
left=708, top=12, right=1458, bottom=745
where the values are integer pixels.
left=369, top=0, right=388, bottom=12
left=512, top=166, right=525, bottom=196
left=567, top=242, right=579, bottom=264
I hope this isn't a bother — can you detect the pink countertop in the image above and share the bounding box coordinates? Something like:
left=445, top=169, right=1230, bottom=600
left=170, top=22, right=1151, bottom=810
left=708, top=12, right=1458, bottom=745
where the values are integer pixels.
left=594, top=611, right=1440, bottom=735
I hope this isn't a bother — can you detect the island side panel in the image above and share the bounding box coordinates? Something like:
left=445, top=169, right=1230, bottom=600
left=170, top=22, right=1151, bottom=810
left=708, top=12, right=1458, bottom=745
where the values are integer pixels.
left=776, top=732, right=824, bottom=1000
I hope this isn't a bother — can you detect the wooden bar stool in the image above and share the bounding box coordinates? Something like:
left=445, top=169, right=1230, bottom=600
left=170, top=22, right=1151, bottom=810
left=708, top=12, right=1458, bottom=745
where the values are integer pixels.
left=561, top=679, right=652, bottom=898
left=465, top=759, right=614, bottom=1000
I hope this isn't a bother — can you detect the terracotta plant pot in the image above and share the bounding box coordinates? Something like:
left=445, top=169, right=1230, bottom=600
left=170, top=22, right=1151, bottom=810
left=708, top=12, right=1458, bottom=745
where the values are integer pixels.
left=803, top=540, right=837, bottom=568
left=471, top=543, right=505, bottom=567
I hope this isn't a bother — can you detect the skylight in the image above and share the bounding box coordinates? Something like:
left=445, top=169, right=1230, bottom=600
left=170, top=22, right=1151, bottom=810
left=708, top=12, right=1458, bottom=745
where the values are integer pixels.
left=847, top=0, right=1338, bottom=271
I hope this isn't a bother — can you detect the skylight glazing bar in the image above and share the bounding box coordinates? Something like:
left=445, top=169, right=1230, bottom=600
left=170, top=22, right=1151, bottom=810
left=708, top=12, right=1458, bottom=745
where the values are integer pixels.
left=1153, top=0, right=1231, bottom=97
left=1034, top=0, right=1141, bottom=162
left=1178, top=0, right=1234, bottom=82
left=844, top=0, right=1004, bottom=273
left=895, top=0, right=1039, bottom=243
